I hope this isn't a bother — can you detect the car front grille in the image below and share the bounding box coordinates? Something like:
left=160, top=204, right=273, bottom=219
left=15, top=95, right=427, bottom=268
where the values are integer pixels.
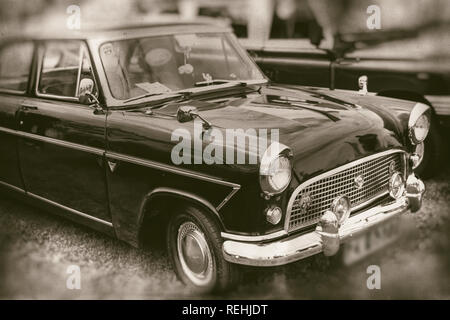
left=285, top=150, right=406, bottom=232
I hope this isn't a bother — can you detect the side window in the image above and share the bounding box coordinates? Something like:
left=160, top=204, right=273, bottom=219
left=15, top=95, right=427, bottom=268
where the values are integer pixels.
left=0, top=41, right=34, bottom=92
left=38, top=41, right=97, bottom=98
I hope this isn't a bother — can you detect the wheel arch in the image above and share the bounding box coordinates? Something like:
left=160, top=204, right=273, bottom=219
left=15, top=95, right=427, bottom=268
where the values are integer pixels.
left=377, top=90, right=446, bottom=178
left=137, top=187, right=225, bottom=247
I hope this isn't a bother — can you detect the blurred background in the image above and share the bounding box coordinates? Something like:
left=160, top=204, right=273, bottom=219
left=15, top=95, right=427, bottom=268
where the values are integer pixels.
left=1, top=0, right=449, bottom=46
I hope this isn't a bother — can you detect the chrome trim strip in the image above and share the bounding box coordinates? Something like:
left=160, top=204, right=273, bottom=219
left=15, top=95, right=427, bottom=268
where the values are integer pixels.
left=106, top=152, right=241, bottom=189
left=0, top=180, right=26, bottom=194
left=350, top=190, right=389, bottom=212
left=144, top=187, right=219, bottom=215
left=221, top=229, right=288, bottom=242
left=0, top=126, right=241, bottom=189
left=221, top=192, right=389, bottom=242
left=223, top=197, right=408, bottom=266
left=75, top=46, right=83, bottom=97
left=27, top=192, right=113, bottom=228
left=0, top=126, right=104, bottom=156
left=0, top=179, right=113, bottom=228
left=0, top=89, right=27, bottom=95
left=216, top=186, right=240, bottom=211
left=408, top=103, right=430, bottom=128
left=284, top=149, right=407, bottom=232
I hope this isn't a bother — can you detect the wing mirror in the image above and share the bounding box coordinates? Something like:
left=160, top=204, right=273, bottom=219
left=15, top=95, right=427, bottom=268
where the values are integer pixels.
left=79, top=92, right=96, bottom=105
left=176, top=106, right=211, bottom=130
left=78, top=80, right=104, bottom=115
left=177, top=106, right=198, bottom=123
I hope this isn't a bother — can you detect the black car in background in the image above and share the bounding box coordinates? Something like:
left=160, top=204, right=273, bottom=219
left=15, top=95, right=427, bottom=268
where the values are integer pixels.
left=242, top=28, right=450, bottom=178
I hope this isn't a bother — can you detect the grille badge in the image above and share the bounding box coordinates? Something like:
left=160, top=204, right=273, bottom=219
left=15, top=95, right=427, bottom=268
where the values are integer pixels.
left=354, top=174, right=365, bottom=189
left=297, top=192, right=313, bottom=213
left=389, top=160, right=396, bottom=175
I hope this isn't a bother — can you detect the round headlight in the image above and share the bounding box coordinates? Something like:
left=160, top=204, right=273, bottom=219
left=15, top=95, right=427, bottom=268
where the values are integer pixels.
left=389, top=172, right=405, bottom=199
left=409, top=114, right=430, bottom=145
left=330, top=195, right=351, bottom=224
left=408, top=103, right=431, bottom=145
left=266, top=206, right=282, bottom=225
left=268, top=156, right=291, bottom=190
left=260, top=142, right=292, bottom=195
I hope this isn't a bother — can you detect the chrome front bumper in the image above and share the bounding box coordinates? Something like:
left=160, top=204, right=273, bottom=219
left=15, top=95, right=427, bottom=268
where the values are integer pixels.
left=222, top=174, right=425, bottom=267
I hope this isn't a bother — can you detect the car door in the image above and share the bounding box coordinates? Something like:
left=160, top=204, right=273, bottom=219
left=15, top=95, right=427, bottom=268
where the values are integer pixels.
left=0, top=40, right=34, bottom=191
left=16, top=40, right=110, bottom=223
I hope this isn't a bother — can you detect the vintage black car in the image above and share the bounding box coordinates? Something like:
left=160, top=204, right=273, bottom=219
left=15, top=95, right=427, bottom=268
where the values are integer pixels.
left=243, top=29, right=449, bottom=178
left=0, top=22, right=427, bottom=292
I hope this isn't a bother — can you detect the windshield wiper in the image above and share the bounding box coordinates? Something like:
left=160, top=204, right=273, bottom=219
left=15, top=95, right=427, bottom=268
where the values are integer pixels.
left=124, top=92, right=173, bottom=103
left=194, top=79, right=266, bottom=87
left=194, top=79, right=243, bottom=87
left=123, top=82, right=243, bottom=104
left=122, top=79, right=266, bottom=109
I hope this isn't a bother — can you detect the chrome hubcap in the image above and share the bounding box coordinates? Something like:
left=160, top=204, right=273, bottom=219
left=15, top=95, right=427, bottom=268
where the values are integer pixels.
left=177, top=222, right=213, bottom=286
left=414, top=142, right=425, bottom=169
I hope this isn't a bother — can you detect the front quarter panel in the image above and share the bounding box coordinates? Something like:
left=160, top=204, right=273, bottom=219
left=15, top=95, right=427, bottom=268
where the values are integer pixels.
left=104, top=110, right=265, bottom=246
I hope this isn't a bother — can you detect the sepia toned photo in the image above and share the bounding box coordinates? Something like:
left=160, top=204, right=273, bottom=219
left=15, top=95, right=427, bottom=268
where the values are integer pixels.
left=0, top=0, right=448, bottom=304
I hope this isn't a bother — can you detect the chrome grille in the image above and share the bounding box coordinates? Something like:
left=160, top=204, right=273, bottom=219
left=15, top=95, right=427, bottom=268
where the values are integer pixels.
left=286, top=151, right=405, bottom=232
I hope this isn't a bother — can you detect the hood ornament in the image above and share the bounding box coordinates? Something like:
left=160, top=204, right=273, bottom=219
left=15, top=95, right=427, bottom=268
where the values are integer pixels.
left=358, top=75, right=368, bottom=95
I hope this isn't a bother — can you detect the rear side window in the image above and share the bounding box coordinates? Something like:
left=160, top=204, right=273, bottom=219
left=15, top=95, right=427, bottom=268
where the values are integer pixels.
left=0, top=41, right=34, bottom=92
left=38, top=40, right=97, bottom=98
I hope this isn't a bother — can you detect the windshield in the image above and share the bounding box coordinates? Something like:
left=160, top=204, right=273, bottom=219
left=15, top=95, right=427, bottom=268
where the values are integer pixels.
left=99, top=32, right=265, bottom=100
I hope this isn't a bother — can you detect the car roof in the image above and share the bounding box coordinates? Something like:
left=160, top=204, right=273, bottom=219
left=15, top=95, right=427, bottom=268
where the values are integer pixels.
left=3, top=21, right=231, bottom=42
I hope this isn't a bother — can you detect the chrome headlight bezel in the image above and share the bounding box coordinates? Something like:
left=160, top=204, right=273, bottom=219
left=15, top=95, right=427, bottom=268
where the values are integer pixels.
left=265, top=206, right=283, bottom=225
left=388, top=171, right=405, bottom=199
left=330, top=195, right=351, bottom=224
left=408, top=103, right=431, bottom=145
left=259, top=142, right=293, bottom=196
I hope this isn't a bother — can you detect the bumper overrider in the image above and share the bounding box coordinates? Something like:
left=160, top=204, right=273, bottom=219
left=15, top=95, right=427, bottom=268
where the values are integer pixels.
left=222, top=173, right=425, bottom=267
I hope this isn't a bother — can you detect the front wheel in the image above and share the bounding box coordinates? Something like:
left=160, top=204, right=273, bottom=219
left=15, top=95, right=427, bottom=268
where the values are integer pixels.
left=167, top=206, right=239, bottom=293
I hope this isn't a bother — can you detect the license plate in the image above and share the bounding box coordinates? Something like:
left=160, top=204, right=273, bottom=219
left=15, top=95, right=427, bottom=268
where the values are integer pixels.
left=342, top=217, right=400, bottom=266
